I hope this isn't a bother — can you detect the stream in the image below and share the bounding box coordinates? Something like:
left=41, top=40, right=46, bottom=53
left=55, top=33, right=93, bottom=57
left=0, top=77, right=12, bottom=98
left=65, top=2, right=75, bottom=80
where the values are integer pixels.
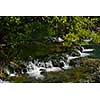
left=1, top=41, right=100, bottom=82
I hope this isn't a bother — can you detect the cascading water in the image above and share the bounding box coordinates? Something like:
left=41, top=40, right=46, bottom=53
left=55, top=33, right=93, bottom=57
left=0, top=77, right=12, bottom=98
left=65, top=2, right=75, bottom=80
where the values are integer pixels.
left=25, top=46, right=94, bottom=78
left=1, top=45, right=94, bottom=82
left=24, top=60, right=46, bottom=79
left=76, top=49, right=90, bottom=57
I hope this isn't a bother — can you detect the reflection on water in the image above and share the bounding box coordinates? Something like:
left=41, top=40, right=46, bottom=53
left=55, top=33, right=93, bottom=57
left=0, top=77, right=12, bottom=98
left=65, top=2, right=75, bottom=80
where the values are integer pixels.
left=15, top=43, right=100, bottom=61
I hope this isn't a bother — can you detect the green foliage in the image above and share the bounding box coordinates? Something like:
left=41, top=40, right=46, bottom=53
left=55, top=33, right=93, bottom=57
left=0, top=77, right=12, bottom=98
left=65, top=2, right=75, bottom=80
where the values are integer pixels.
left=1, top=16, right=100, bottom=48
left=0, top=16, right=100, bottom=64
left=62, top=16, right=100, bottom=46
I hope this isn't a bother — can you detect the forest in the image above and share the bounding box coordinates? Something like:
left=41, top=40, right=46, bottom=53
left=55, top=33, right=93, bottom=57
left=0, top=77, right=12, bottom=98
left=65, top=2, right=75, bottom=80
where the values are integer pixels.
left=0, top=16, right=100, bottom=83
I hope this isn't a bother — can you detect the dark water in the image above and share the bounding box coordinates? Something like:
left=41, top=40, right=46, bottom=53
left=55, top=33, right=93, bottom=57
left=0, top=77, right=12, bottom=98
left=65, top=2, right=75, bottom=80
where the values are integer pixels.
left=15, top=42, right=100, bottom=60
left=15, top=42, right=64, bottom=60
left=90, top=44, right=100, bottom=59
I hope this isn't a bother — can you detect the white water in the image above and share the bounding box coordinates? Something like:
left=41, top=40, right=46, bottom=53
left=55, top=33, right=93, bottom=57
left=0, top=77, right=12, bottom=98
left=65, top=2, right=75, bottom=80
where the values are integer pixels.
left=45, top=60, right=63, bottom=72
left=46, top=67, right=62, bottom=72
left=27, top=61, right=38, bottom=70
left=76, top=50, right=90, bottom=57
left=27, top=68, right=45, bottom=80
left=26, top=61, right=46, bottom=79
left=59, top=60, right=70, bottom=69
left=81, top=47, right=94, bottom=52
left=5, top=69, right=16, bottom=77
left=45, top=60, right=53, bottom=68
left=83, top=48, right=94, bottom=52
left=67, top=56, right=80, bottom=62
left=80, top=53, right=90, bottom=57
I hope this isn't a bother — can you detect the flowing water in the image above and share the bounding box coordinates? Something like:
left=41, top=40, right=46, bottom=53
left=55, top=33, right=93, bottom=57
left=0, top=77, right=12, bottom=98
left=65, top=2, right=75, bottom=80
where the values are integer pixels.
left=5, top=41, right=100, bottom=80
left=76, top=44, right=100, bottom=59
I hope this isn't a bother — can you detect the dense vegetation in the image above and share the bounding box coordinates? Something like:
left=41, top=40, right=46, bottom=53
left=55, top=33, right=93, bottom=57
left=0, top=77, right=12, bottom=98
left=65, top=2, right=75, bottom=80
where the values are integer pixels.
left=0, top=16, right=100, bottom=83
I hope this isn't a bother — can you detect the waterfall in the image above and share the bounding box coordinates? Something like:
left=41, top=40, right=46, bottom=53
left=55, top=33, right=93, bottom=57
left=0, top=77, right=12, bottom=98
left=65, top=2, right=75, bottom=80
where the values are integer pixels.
left=45, top=60, right=53, bottom=68
left=76, top=49, right=90, bottom=57
left=59, top=60, right=70, bottom=69
left=4, top=45, right=94, bottom=81
left=45, top=60, right=62, bottom=72
left=26, top=61, right=46, bottom=79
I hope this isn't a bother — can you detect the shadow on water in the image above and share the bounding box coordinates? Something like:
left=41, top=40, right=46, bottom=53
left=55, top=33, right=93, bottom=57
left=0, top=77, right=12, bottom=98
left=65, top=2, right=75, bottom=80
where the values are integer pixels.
left=13, top=41, right=100, bottom=61
left=15, top=41, right=66, bottom=60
